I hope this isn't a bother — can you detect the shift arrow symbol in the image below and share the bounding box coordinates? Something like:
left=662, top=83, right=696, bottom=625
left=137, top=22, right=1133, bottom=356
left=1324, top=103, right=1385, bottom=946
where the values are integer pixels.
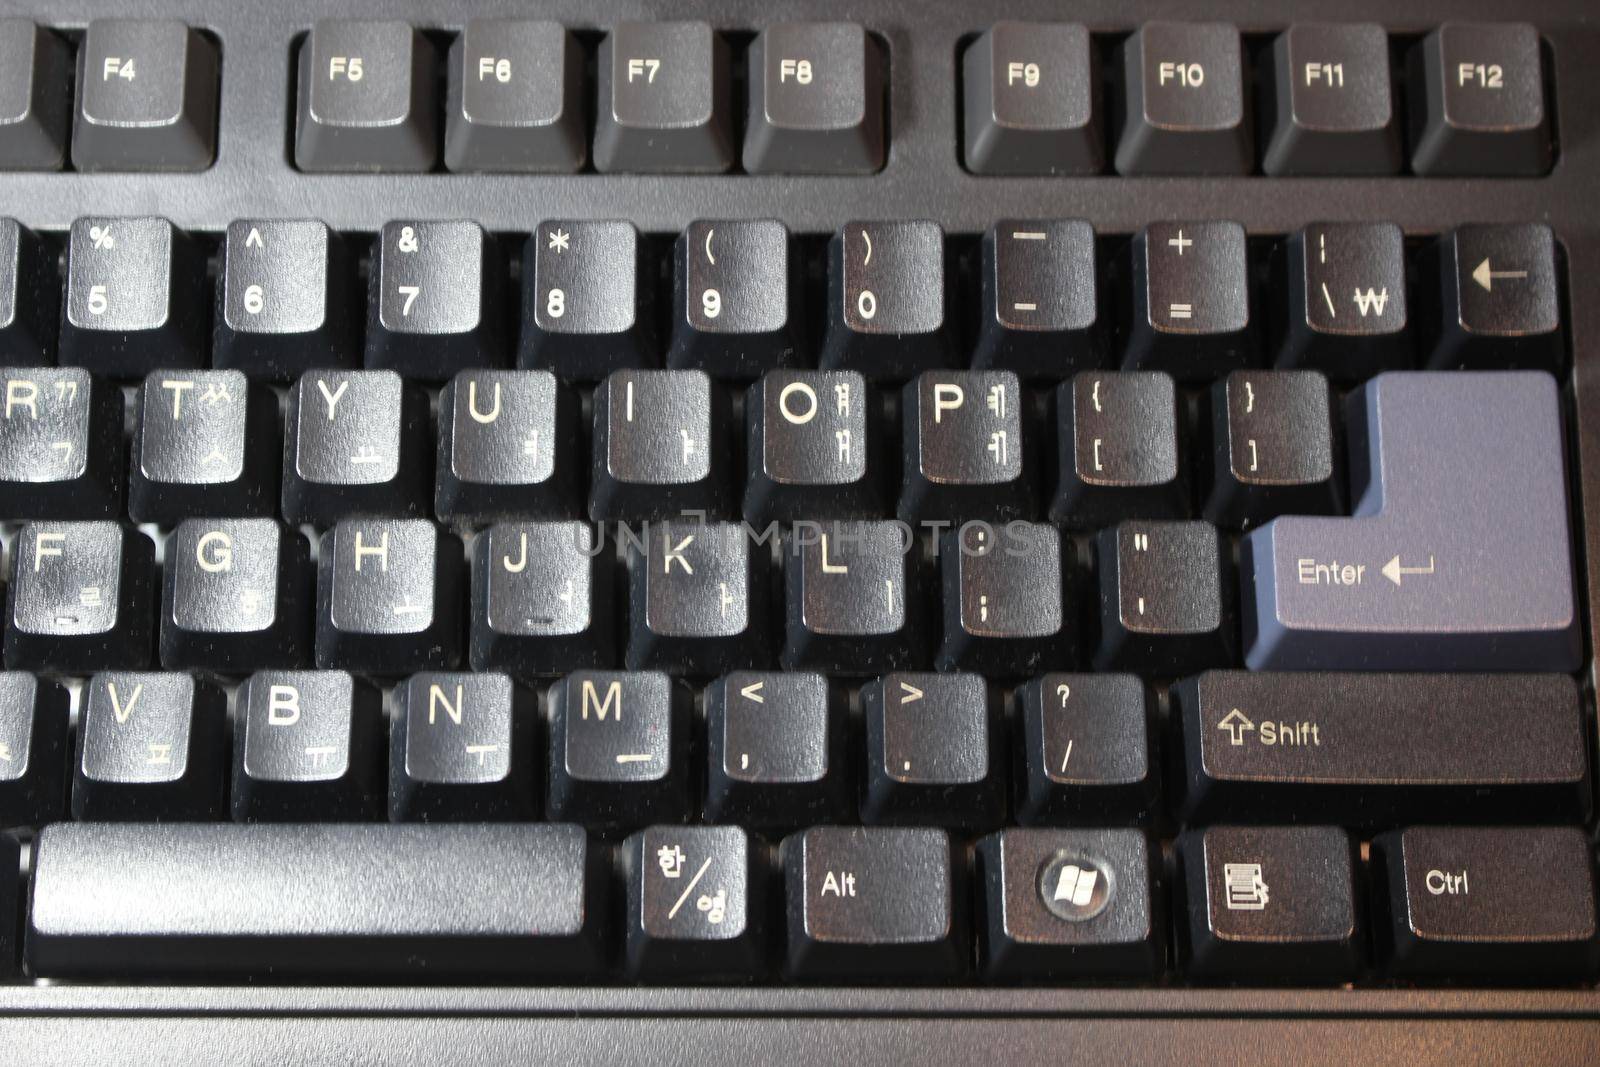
left=1471, top=257, right=1527, bottom=292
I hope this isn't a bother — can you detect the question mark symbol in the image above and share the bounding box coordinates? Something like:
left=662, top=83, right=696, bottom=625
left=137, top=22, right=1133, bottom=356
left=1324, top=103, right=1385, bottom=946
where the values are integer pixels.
left=1055, top=684, right=1070, bottom=707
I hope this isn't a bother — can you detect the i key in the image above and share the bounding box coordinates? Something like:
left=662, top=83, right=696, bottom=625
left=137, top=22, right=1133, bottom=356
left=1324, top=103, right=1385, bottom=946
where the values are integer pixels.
left=1425, top=224, right=1562, bottom=371
left=704, top=671, right=850, bottom=829
left=72, top=19, right=218, bottom=171
left=547, top=671, right=690, bottom=829
left=963, top=23, right=1101, bottom=176
left=1016, top=674, right=1158, bottom=825
left=668, top=219, right=803, bottom=377
left=1409, top=24, right=1551, bottom=177
left=782, top=521, right=930, bottom=673
left=590, top=369, right=733, bottom=520
left=470, top=522, right=615, bottom=676
left=0, top=21, right=71, bottom=170
left=626, top=521, right=770, bottom=676
left=1262, top=24, right=1400, bottom=176
left=901, top=370, right=1032, bottom=522
left=0, top=367, right=124, bottom=520
left=215, top=219, right=359, bottom=379
left=821, top=221, right=953, bottom=381
left=282, top=370, right=431, bottom=524
left=232, top=670, right=385, bottom=821
left=745, top=370, right=882, bottom=523
left=624, top=825, right=765, bottom=979
left=5, top=522, right=155, bottom=672
left=445, top=19, right=586, bottom=173
left=1279, top=223, right=1411, bottom=377
left=1095, top=520, right=1234, bottom=674
left=0, top=219, right=59, bottom=361
left=0, top=673, right=70, bottom=827
left=295, top=20, right=437, bottom=172
left=937, top=522, right=1072, bottom=674
left=130, top=370, right=279, bottom=522
left=368, top=220, right=504, bottom=377
left=1116, top=22, right=1251, bottom=175
left=862, top=672, right=1004, bottom=830
left=1125, top=221, right=1256, bottom=380
left=519, top=220, right=653, bottom=379
left=594, top=22, right=733, bottom=173
left=73, top=671, right=227, bottom=821
left=974, top=220, right=1104, bottom=377
left=1204, top=370, right=1341, bottom=529
left=745, top=22, right=885, bottom=175
left=436, top=369, right=577, bottom=522
left=389, top=671, right=536, bottom=821
left=1050, top=371, right=1186, bottom=529
left=160, top=519, right=313, bottom=672
left=60, top=216, right=207, bottom=376
left=316, top=520, right=463, bottom=674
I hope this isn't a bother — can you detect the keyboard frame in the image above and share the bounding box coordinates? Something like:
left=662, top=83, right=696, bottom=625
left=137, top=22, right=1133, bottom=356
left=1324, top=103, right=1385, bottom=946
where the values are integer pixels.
left=2, top=0, right=1598, bottom=1058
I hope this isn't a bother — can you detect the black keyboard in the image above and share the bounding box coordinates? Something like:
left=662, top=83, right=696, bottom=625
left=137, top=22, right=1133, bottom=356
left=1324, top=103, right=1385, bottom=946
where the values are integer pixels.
left=1, top=0, right=1598, bottom=1061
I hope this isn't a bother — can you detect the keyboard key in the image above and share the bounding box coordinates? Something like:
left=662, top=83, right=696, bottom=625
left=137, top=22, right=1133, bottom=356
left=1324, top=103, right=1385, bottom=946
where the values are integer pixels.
left=782, top=826, right=964, bottom=980
left=28, top=822, right=607, bottom=977
left=315, top=520, right=463, bottom=673
left=1375, top=826, right=1598, bottom=980
left=61, top=216, right=207, bottom=376
left=0, top=220, right=56, bottom=363
left=590, top=369, right=734, bottom=520
left=745, top=369, right=883, bottom=523
left=388, top=671, right=536, bottom=821
left=1124, top=221, right=1255, bottom=380
left=295, top=20, right=436, bottom=172
left=782, top=521, right=930, bottom=673
left=626, top=520, right=771, bottom=675
left=160, top=519, right=312, bottom=671
left=282, top=370, right=431, bottom=524
left=623, top=824, right=765, bottom=978
left=72, top=19, right=218, bottom=171
left=937, top=522, right=1072, bottom=674
left=821, top=221, right=952, bottom=381
left=1095, top=521, right=1234, bottom=674
left=667, top=219, right=803, bottom=376
left=1115, top=22, right=1251, bottom=175
left=976, top=828, right=1162, bottom=980
left=1176, top=672, right=1589, bottom=826
left=0, top=367, right=124, bottom=520
left=231, top=670, right=384, bottom=821
left=745, top=22, right=884, bottom=175
left=901, top=370, right=1033, bottom=522
left=703, top=671, right=849, bottom=829
left=1177, top=825, right=1362, bottom=983
left=519, top=220, right=653, bottom=379
left=1424, top=224, right=1562, bottom=371
left=1409, top=24, right=1551, bottom=176
left=546, top=671, right=689, bottom=829
left=1016, top=673, right=1157, bottom=825
left=0, top=21, right=70, bottom=170
left=0, top=834, right=14, bottom=973
left=5, top=522, right=155, bottom=672
left=215, top=219, right=359, bottom=379
left=1244, top=372, right=1580, bottom=671
left=595, top=21, right=733, bottom=173
left=1261, top=24, right=1400, bottom=176
left=861, top=672, right=1004, bottom=829
left=0, top=672, right=69, bottom=827
left=1279, top=222, right=1411, bottom=377
left=129, top=370, right=279, bottom=522
left=962, top=23, right=1101, bottom=176
left=436, top=369, right=577, bottom=522
left=445, top=19, right=585, bottom=173
left=1050, top=370, right=1186, bottom=529
left=1203, top=370, right=1341, bottom=529
left=72, top=671, right=227, bottom=821
left=470, top=522, right=615, bottom=676
left=974, top=220, right=1104, bottom=377
left=367, top=220, right=504, bottom=377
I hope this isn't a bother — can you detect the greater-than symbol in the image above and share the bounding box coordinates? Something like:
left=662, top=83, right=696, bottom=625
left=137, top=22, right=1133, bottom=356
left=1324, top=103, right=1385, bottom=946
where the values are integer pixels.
left=899, top=681, right=923, bottom=704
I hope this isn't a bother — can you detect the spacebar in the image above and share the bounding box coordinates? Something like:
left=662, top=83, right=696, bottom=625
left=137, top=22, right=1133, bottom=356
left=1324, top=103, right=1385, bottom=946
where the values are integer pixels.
left=27, top=823, right=608, bottom=978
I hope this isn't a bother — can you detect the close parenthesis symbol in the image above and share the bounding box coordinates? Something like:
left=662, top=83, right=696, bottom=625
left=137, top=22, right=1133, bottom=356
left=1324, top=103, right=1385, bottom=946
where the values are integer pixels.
left=861, top=228, right=872, bottom=266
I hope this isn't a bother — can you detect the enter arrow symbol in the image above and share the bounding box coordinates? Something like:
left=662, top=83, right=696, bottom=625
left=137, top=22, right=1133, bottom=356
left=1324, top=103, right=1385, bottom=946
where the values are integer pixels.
left=1382, top=554, right=1436, bottom=586
left=1471, top=257, right=1528, bottom=292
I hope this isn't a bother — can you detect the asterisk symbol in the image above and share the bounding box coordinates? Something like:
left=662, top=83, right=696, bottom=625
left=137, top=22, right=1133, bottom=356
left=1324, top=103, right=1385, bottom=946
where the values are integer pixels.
left=547, top=228, right=570, bottom=252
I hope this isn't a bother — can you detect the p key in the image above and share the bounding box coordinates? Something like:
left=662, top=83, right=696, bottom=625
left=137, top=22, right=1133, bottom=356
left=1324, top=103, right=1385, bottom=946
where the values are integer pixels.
left=900, top=370, right=1032, bottom=523
left=546, top=671, right=690, bottom=829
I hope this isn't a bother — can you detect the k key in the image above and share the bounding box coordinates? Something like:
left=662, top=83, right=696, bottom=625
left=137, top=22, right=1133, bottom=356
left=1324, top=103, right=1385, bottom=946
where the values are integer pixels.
left=5, top=522, right=155, bottom=672
left=389, top=671, right=536, bottom=821
left=626, top=521, right=771, bottom=676
left=821, top=221, right=952, bottom=381
left=315, top=520, right=463, bottom=673
left=73, top=671, right=227, bottom=821
left=668, top=219, right=803, bottom=377
left=215, top=219, right=359, bottom=378
left=0, top=366, right=124, bottom=520
left=232, top=670, right=385, bottom=821
left=60, top=216, right=207, bottom=376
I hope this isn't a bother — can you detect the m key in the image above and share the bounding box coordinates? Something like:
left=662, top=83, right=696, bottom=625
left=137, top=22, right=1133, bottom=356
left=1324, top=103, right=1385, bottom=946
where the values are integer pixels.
left=546, top=671, right=690, bottom=829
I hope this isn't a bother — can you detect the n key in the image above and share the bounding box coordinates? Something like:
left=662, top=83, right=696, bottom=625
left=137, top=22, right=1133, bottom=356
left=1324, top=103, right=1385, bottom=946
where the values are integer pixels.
left=161, top=519, right=312, bottom=672
left=232, top=670, right=384, bottom=821
left=436, top=369, right=577, bottom=522
left=5, top=522, right=154, bottom=672
left=215, top=219, right=359, bottom=379
left=901, top=370, right=1032, bottom=522
left=367, top=220, right=504, bottom=377
left=389, top=672, right=536, bottom=821
left=470, top=522, right=615, bottom=676
left=60, top=216, right=207, bottom=376
left=282, top=370, right=431, bottom=524
left=626, top=520, right=770, bottom=675
left=547, top=671, right=690, bottom=829
left=72, top=20, right=218, bottom=171
left=0, top=367, right=124, bottom=520
left=668, top=219, right=803, bottom=376
left=316, top=520, right=463, bottom=673
left=130, top=370, right=279, bottom=523
left=821, top=221, right=952, bottom=381
left=73, top=671, right=226, bottom=821
left=590, top=370, right=733, bottom=520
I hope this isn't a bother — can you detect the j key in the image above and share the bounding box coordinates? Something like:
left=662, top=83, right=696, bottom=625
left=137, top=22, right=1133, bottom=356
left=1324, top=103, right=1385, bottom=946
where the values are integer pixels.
left=0, top=21, right=70, bottom=170
left=436, top=369, right=576, bottom=522
left=744, top=22, right=884, bottom=175
left=862, top=673, right=1004, bottom=829
left=595, top=22, right=733, bottom=173
left=821, top=221, right=953, bottom=381
left=29, top=822, right=608, bottom=978
left=388, top=671, right=536, bottom=821
left=445, top=19, right=585, bottom=173
left=0, top=219, right=59, bottom=361
left=1116, top=22, right=1251, bottom=175
left=1409, top=24, right=1551, bottom=177
left=1244, top=373, right=1580, bottom=671
left=519, top=220, right=653, bottom=379
left=1261, top=24, right=1401, bottom=176
left=937, top=523, right=1072, bottom=674
left=1176, top=672, right=1589, bottom=826
left=962, top=23, right=1101, bottom=176
left=1125, top=222, right=1256, bottom=380
left=626, top=521, right=770, bottom=675
left=160, top=519, right=312, bottom=671
left=547, top=671, right=689, bottom=829
left=470, top=522, right=615, bottom=676
left=316, top=520, right=463, bottom=673
left=782, top=826, right=964, bottom=980
left=5, top=522, right=154, bottom=672
left=60, top=216, right=207, bottom=376
left=1096, top=521, right=1234, bottom=674
left=1204, top=370, right=1341, bottom=529
left=901, top=370, right=1032, bottom=522
left=1424, top=224, right=1562, bottom=372
left=282, top=370, right=431, bottom=524
left=974, top=220, right=1104, bottom=378
left=1050, top=371, right=1186, bottom=529
left=704, top=671, right=849, bottom=829
left=623, top=825, right=764, bottom=978
left=782, top=521, right=930, bottom=673
left=1016, top=673, right=1157, bottom=825
left=1377, top=826, right=1599, bottom=980
left=232, top=670, right=384, bottom=821
left=745, top=369, right=882, bottom=523
left=1178, top=825, right=1361, bottom=983
left=0, top=672, right=69, bottom=827
left=130, top=370, right=279, bottom=522
left=668, top=219, right=803, bottom=376
left=215, top=219, right=359, bottom=379
left=976, top=828, right=1162, bottom=981
left=1279, top=223, right=1411, bottom=377
left=73, top=671, right=226, bottom=821
left=72, top=19, right=218, bottom=171
left=590, top=370, right=733, bottom=520
left=295, top=20, right=436, bottom=172
left=0, top=367, right=123, bottom=520
left=368, top=220, right=504, bottom=377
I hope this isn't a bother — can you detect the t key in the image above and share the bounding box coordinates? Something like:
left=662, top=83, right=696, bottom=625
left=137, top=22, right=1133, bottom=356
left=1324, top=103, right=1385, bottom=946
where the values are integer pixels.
left=61, top=216, right=207, bottom=376
left=668, top=219, right=802, bottom=377
left=72, top=19, right=218, bottom=171
left=367, top=220, right=504, bottom=377
left=129, top=370, right=279, bottom=522
left=1409, top=23, right=1551, bottom=177
left=519, top=220, right=653, bottom=380
left=6, top=522, right=155, bottom=672
left=0, top=367, right=124, bottom=520
left=1280, top=223, right=1411, bottom=377
left=590, top=370, right=733, bottom=520
left=1116, top=22, right=1251, bottom=175
left=595, top=22, right=733, bottom=173
left=821, top=221, right=952, bottom=381
left=215, top=219, right=359, bottom=379
left=1425, top=224, right=1562, bottom=371
left=295, top=20, right=437, bottom=172
left=445, top=19, right=585, bottom=173
left=1125, top=221, right=1255, bottom=380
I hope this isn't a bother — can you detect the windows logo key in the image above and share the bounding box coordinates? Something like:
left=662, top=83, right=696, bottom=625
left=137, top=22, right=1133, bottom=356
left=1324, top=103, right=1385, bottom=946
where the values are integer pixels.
left=1040, top=853, right=1113, bottom=922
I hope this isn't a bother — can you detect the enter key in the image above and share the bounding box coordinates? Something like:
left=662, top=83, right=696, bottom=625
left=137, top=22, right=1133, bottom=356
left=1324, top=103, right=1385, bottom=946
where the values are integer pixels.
left=1242, top=371, right=1580, bottom=670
